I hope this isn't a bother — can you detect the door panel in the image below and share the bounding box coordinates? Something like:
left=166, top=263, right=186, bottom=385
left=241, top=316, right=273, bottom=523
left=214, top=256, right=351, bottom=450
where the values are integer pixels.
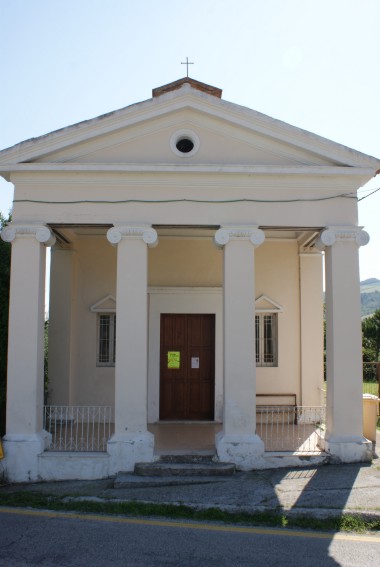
left=160, top=314, right=215, bottom=420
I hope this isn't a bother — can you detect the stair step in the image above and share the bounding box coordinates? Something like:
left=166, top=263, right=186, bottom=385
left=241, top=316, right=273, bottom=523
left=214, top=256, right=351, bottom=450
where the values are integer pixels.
left=157, top=454, right=217, bottom=464
left=114, top=472, right=232, bottom=488
left=134, top=461, right=236, bottom=477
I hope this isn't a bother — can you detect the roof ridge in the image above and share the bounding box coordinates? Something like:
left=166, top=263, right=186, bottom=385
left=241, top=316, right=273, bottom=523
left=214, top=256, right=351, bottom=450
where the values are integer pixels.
left=152, top=77, right=222, bottom=98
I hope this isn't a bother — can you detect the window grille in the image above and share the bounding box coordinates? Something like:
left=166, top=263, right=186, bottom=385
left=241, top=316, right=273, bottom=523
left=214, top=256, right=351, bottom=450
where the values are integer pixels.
left=255, top=313, right=278, bottom=367
left=97, top=314, right=116, bottom=366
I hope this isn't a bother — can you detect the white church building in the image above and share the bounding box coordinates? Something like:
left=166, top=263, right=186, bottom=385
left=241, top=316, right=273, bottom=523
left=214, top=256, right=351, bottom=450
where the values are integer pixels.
left=1, top=77, right=379, bottom=482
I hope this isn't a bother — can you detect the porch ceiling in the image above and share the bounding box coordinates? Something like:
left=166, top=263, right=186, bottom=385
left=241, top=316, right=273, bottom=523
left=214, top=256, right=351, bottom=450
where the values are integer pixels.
left=50, top=223, right=322, bottom=249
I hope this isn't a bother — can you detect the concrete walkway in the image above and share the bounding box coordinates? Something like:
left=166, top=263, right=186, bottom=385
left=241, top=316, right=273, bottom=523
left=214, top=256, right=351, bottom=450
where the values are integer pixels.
left=1, top=444, right=379, bottom=521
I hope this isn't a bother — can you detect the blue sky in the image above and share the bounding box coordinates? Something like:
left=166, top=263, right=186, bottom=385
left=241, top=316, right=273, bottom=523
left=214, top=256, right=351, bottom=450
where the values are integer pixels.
left=1, top=0, right=379, bottom=279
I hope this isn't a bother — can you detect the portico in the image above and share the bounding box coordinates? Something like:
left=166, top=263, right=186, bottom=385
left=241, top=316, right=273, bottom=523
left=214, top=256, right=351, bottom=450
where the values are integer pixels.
left=0, top=77, right=379, bottom=481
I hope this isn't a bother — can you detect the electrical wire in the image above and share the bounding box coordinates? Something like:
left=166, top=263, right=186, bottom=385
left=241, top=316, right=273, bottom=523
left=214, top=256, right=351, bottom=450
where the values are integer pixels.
left=13, top=193, right=357, bottom=205
left=357, top=187, right=380, bottom=202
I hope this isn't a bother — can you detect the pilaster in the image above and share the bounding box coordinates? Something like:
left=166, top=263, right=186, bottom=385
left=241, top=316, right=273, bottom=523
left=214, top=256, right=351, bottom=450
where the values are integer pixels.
left=316, top=226, right=372, bottom=462
left=214, top=225, right=266, bottom=469
left=106, top=224, right=158, bottom=473
left=48, top=248, right=76, bottom=405
left=299, top=250, right=324, bottom=407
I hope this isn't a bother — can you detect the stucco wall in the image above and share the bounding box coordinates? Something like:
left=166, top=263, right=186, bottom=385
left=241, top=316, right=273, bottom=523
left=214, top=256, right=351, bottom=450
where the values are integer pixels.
left=49, top=238, right=117, bottom=406
left=149, top=238, right=223, bottom=286
left=255, top=241, right=301, bottom=400
left=11, top=170, right=360, bottom=228
left=48, top=235, right=312, bottom=417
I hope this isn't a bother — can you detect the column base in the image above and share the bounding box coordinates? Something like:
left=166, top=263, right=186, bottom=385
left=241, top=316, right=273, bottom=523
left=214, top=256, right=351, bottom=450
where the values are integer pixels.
left=107, top=432, right=154, bottom=474
left=1, top=431, right=51, bottom=482
left=322, top=434, right=373, bottom=463
left=215, top=431, right=265, bottom=470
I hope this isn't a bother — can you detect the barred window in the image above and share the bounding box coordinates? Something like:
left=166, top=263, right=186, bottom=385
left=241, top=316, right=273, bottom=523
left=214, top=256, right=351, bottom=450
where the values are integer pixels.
left=255, top=313, right=278, bottom=367
left=97, top=314, right=116, bottom=366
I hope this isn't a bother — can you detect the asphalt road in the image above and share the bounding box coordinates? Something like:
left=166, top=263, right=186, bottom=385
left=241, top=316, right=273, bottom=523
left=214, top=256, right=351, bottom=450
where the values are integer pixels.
left=0, top=508, right=379, bottom=567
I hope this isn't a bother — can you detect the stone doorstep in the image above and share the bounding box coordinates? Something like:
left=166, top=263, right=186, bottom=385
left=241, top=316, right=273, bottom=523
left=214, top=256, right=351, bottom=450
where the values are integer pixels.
left=154, top=453, right=219, bottom=464
left=134, top=460, right=236, bottom=478
left=113, top=455, right=236, bottom=488
left=113, top=473, right=232, bottom=489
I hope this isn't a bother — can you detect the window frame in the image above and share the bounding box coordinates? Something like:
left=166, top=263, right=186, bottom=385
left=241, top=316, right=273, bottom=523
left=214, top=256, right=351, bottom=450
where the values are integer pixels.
left=96, top=313, right=116, bottom=367
left=255, top=312, right=278, bottom=367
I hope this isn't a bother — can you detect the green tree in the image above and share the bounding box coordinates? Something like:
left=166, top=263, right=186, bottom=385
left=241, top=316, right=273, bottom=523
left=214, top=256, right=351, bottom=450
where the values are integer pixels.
left=362, top=310, right=380, bottom=362
left=44, top=319, right=49, bottom=403
left=0, top=212, right=11, bottom=436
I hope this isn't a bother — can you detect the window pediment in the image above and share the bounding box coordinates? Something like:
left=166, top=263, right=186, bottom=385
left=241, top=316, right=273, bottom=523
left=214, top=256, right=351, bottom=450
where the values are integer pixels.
left=90, top=295, right=116, bottom=313
left=255, top=295, right=283, bottom=313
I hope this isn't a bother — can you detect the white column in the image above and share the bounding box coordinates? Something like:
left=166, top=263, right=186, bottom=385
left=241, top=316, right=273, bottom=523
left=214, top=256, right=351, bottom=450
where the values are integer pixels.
left=299, top=251, right=324, bottom=407
left=214, top=226, right=265, bottom=470
left=106, top=224, right=158, bottom=473
left=1, top=223, right=55, bottom=482
left=316, top=226, right=372, bottom=462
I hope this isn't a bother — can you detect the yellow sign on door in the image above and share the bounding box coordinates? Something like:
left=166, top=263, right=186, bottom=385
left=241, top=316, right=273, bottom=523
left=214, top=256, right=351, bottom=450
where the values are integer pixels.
left=168, top=351, right=180, bottom=369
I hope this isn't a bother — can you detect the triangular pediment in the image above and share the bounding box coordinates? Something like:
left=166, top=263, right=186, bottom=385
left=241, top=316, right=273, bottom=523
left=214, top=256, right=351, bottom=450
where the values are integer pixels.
left=90, top=295, right=116, bottom=313
left=0, top=80, right=379, bottom=177
left=30, top=108, right=342, bottom=168
left=255, top=295, right=284, bottom=313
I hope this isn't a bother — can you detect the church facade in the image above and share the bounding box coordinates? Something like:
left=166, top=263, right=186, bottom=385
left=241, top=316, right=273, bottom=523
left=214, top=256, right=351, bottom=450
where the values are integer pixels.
left=1, top=78, right=379, bottom=481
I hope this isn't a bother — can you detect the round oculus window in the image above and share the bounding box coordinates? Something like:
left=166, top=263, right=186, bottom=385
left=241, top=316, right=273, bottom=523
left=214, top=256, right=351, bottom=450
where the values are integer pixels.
left=170, top=130, right=200, bottom=157
left=176, top=138, right=194, bottom=153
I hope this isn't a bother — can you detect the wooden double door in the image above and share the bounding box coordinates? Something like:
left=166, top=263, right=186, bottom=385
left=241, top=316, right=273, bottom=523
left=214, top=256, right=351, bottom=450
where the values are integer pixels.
left=159, top=314, right=215, bottom=420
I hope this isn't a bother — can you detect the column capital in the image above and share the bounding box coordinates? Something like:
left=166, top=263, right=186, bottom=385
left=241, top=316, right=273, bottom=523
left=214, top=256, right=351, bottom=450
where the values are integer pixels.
left=214, top=225, right=265, bottom=249
left=315, top=226, right=369, bottom=251
left=107, top=224, right=158, bottom=248
left=1, top=223, right=56, bottom=247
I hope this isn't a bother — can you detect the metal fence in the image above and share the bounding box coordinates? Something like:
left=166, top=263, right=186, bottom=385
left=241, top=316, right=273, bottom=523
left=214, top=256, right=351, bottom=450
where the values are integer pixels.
left=362, top=362, right=380, bottom=396
left=43, top=405, right=325, bottom=454
left=322, top=361, right=379, bottom=397
left=257, top=406, right=326, bottom=453
left=44, top=406, right=114, bottom=452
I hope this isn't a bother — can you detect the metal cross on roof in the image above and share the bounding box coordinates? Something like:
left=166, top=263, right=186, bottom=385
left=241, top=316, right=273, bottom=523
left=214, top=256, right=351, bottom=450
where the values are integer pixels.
left=181, top=57, right=194, bottom=77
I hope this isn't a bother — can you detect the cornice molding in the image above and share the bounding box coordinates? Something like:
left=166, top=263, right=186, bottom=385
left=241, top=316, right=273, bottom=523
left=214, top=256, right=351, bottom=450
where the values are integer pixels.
left=0, top=85, right=379, bottom=170
left=214, top=225, right=265, bottom=248
left=0, top=163, right=376, bottom=177
left=106, top=224, right=158, bottom=247
left=0, top=223, right=56, bottom=246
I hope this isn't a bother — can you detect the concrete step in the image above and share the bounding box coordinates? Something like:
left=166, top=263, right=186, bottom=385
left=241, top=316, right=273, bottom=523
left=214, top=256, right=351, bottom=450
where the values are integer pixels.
left=113, top=472, right=232, bottom=488
left=134, top=460, right=236, bottom=477
left=155, top=453, right=218, bottom=464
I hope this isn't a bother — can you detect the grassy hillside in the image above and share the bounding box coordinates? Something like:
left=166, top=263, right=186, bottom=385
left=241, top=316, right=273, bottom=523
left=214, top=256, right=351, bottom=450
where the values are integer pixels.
left=361, top=278, right=380, bottom=317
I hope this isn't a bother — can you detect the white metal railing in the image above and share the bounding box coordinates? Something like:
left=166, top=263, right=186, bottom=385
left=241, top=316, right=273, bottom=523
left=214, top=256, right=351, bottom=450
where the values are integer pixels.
left=43, top=405, right=325, bottom=454
left=256, top=406, right=326, bottom=453
left=44, top=406, right=114, bottom=452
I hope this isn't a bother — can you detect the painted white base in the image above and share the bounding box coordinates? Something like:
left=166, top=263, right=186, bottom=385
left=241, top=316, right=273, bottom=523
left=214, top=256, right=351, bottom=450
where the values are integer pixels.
left=107, top=432, right=154, bottom=474
left=1, top=431, right=51, bottom=482
left=1, top=432, right=373, bottom=482
left=39, top=452, right=110, bottom=480
left=260, top=453, right=329, bottom=469
left=321, top=435, right=373, bottom=463
left=215, top=431, right=265, bottom=470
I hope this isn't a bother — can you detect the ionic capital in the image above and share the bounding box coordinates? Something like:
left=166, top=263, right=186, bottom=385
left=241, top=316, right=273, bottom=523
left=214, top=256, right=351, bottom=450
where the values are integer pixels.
left=106, top=224, right=158, bottom=248
left=214, top=226, right=265, bottom=249
left=315, top=226, right=369, bottom=251
left=1, top=223, right=56, bottom=247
